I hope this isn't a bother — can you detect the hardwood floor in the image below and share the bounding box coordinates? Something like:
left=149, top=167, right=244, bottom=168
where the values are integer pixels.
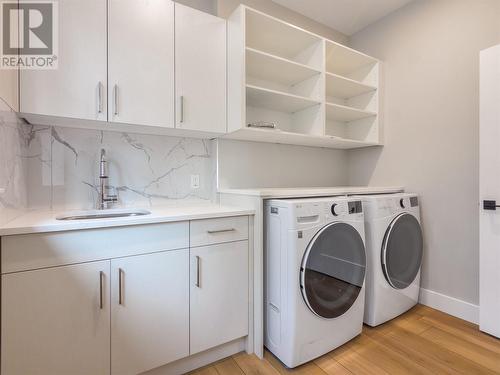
left=189, top=304, right=500, bottom=374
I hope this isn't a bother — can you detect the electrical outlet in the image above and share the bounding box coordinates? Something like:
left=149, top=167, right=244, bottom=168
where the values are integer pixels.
left=190, top=174, right=200, bottom=189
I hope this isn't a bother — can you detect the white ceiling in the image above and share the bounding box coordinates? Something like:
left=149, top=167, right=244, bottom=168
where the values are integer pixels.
left=271, top=0, right=414, bottom=35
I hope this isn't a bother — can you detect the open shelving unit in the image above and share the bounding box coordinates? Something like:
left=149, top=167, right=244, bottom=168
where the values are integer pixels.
left=324, top=40, right=380, bottom=144
left=226, top=5, right=382, bottom=149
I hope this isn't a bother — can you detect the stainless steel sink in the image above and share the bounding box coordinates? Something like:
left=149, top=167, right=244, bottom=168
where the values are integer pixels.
left=56, top=208, right=151, bottom=221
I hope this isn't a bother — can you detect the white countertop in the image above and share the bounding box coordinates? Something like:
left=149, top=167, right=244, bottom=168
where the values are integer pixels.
left=217, top=186, right=404, bottom=199
left=0, top=204, right=255, bottom=236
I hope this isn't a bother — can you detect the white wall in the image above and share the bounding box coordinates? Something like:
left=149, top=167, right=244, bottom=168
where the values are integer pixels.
left=348, top=0, right=500, bottom=305
left=217, top=140, right=347, bottom=189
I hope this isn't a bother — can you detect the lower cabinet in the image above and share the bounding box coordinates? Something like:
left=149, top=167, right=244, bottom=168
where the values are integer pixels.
left=1, top=251, right=189, bottom=375
left=111, top=250, right=189, bottom=375
left=190, top=241, right=249, bottom=354
left=0, top=216, right=251, bottom=374
left=1, top=261, right=111, bottom=375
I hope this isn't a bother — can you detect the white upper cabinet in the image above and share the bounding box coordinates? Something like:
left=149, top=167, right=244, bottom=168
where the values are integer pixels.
left=111, top=250, right=189, bottom=375
left=175, top=3, right=226, bottom=133
left=18, top=1, right=227, bottom=136
left=108, top=0, right=175, bottom=128
left=20, top=0, right=107, bottom=121
left=1, top=261, right=111, bottom=375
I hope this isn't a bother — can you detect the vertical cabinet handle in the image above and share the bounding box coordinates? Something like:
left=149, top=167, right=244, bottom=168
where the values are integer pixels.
left=97, top=82, right=103, bottom=114
left=99, top=271, right=104, bottom=309
left=195, top=255, right=201, bottom=288
left=180, top=96, right=184, bottom=124
left=118, top=268, right=124, bottom=305
left=113, top=84, right=119, bottom=116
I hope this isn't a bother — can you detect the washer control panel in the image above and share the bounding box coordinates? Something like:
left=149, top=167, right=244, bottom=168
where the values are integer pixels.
left=348, top=200, right=363, bottom=214
left=330, top=202, right=347, bottom=216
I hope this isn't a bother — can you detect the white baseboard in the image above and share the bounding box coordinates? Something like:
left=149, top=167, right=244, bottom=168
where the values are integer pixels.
left=419, top=288, right=479, bottom=324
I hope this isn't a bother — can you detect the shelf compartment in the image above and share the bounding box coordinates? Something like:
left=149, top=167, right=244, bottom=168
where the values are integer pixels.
left=246, top=8, right=323, bottom=69
left=246, top=47, right=321, bottom=86
left=246, top=84, right=320, bottom=113
left=326, top=102, right=376, bottom=122
left=326, top=72, right=376, bottom=99
left=224, top=127, right=380, bottom=150
left=326, top=40, right=378, bottom=76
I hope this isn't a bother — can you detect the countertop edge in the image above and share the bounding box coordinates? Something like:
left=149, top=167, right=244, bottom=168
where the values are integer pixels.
left=217, top=186, right=405, bottom=198
left=0, top=208, right=255, bottom=237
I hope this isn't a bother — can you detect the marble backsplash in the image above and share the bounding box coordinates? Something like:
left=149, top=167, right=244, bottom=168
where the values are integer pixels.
left=1, top=113, right=216, bottom=213
left=0, top=108, right=28, bottom=224
left=27, top=125, right=217, bottom=210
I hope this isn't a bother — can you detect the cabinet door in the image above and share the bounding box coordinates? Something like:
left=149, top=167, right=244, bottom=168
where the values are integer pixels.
left=190, top=241, right=249, bottom=354
left=1, top=261, right=110, bottom=375
left=20, top=0, right=107, bottom=121
left=175, top=3, right=226, bottom=133
left=111, top=250, right=189, bottom=375
left=108, top=0, right=174, bottom=128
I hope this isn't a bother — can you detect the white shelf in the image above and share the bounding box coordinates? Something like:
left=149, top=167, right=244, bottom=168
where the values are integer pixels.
left=246, top=47, right=321, bottom=86
left=224, top=127, right=381, bottom=150
left=326, top=102, right=377, bottom=122
left=326, top=72, right=376, bottom=99
left=227, top=5, right=381, bottom=149
left=326, top=40, right=378, bottom=76
left=245, top=8, right=322, bottom=67
left=246, top=84, right=320, bottom=113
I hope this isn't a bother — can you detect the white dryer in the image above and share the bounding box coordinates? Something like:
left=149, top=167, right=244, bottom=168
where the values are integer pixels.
left=355, top=193, right=423, bottom=326
left=264, top=197, right=366, bottom=368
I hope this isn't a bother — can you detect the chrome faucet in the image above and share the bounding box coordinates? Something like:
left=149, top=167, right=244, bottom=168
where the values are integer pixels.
left=98, top=149, right=118, bottom=209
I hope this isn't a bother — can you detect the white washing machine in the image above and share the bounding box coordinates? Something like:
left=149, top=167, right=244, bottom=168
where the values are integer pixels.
left=355, top=193, right=423, bottom=327
left=264, top=197, right=366, bottom=368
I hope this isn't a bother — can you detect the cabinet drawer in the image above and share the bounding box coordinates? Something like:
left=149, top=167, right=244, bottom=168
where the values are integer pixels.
left=190, top=216, right=248, bottom=247
left=1, top=222, right=189, bottom=273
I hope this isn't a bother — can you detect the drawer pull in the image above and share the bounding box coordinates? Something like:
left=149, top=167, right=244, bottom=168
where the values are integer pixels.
left=118, top=268, right=124, bottom=305
left=195, top=256, right=201, bottom=288
left=97, top=82, right=103, bottom=114
left=99, top=271, right=104, bottom=309
left=207, top=228, right=236, bottom=234
left=113, top=84, right=119, bottom=116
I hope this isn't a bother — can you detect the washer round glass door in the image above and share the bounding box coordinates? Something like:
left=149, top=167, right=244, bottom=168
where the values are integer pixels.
left=300, top=222, right=366, bottom=319
left=381, top=213, right=423, bottom=289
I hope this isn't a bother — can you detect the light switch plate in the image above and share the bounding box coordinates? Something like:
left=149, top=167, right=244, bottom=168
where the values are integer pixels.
left=190, top=174, right=200, bottom=189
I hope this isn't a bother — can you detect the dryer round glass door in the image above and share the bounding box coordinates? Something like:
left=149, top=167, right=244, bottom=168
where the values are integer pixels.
left=381, top=213, right=423, bottom=289
left=300, top=222, right=366, bottom=319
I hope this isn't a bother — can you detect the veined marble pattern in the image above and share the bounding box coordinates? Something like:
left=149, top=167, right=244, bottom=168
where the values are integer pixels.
left=24, top=125, right=217, bottom=210
left=0, top=108, right=28, bottom=224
